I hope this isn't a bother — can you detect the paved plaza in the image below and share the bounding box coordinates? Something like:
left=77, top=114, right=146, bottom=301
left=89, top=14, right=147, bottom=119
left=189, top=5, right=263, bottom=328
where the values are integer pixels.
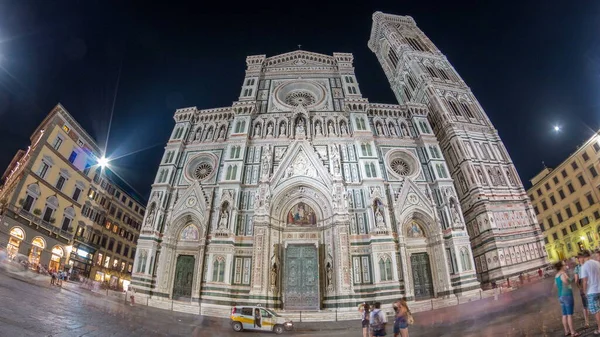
left=0, top=270, right=597, bottom=336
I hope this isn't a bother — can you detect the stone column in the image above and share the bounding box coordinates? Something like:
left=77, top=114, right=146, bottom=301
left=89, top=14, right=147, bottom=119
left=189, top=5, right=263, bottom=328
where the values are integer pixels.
left=250, top=217, right=270, bottom=297
left=193, top=244, right=206, bottom=300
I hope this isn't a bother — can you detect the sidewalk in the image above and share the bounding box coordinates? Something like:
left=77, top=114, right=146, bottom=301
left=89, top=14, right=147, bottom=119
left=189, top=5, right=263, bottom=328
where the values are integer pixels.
left=57, top=274, right=552, bottom=333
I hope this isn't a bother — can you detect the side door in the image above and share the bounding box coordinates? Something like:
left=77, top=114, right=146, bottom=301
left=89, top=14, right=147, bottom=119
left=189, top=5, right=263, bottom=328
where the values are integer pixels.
left=240, top=307, right=255, bottom=330
left=260, top=309, right=275, bottom=331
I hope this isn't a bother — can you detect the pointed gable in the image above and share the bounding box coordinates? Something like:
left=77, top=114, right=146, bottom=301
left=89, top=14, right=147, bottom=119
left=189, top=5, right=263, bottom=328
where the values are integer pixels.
left=271, top=140, right=333, bottom=189
left=394, top=178, right=434, bottom=216
left=171, top=180, right=209, bottom=223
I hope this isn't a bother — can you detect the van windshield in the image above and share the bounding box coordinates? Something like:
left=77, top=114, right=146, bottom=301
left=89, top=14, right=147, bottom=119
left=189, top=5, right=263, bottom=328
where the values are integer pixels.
left=266, top=309, right=280, bottom=317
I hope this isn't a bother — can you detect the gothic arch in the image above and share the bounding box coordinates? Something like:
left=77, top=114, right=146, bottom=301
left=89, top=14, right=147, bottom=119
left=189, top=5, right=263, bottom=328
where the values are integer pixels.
left=397, top=207, right=440, bottom=239
left=271, top=178, right=334, bottom=227
left=165, top=213, right=206, bottom=245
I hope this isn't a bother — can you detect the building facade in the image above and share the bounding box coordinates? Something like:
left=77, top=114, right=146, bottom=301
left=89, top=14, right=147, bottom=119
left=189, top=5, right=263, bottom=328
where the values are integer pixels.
left=368, top=12, right=546, bottom=283
left=131, top=19, right=518, bottom=311
left=527, top=133, right=600, bottom=261
left=0, top=104, right=144, bottom=289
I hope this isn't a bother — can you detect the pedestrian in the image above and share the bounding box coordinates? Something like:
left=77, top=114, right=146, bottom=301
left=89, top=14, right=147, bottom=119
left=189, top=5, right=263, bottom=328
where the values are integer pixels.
left=519, top=273, right=524, bottom=286
left=575, top=255, right=591, bottom=329
left=554, top=261, right=579, bottom=336
left=358, top=302, right=371, bottom=337
left=580, top=250, right=600, bottom=335
left=51, top=271, right=56, bottom=285
left=369, top=302, right=387, bottom=337
left=538, top=268, right=543, bottom=279
left=393, top=299, right=413, bottom=337
left=129, top=286, right=136, bottom=306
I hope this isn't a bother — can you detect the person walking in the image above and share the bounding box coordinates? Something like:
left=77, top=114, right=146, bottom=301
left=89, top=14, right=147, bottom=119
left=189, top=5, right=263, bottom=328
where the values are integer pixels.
left=575, top=257, right=591, bottom=329
left=369, top=302, right=387, bottom=337
left=580, top=250, right=600, bottom=335
left=358, top=302, right=371, bottom=337
left=555, top=261, right=579, bottom=336
left=393, top=299, right=412, bottom=337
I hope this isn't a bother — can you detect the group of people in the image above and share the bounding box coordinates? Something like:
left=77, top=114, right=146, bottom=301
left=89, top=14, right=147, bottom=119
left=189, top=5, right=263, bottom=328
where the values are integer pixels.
left=554, top=250, right=600, bottom=336
left=50, top=269, right=67, bottom=286
left=359, top=300, right=412, bottom=337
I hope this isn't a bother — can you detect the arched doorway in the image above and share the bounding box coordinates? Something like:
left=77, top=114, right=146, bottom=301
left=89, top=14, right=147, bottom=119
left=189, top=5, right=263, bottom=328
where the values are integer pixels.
left=404, top=221, right=434, bottom=300
left=7, top=227, right=24, bottom=258
left=173, top=255, right=195, bottom=300
left=49, top=246, right=64, bottom=271
left=29, top=237, right=45, bottom=267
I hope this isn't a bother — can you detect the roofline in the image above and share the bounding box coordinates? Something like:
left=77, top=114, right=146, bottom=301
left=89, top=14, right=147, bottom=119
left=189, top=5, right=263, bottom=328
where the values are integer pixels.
left=526, top=130, right=600, bottom=192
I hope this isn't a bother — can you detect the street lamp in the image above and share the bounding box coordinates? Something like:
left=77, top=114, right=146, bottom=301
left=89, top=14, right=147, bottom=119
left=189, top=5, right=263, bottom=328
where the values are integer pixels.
left=554, top=125, right=561, bottom=132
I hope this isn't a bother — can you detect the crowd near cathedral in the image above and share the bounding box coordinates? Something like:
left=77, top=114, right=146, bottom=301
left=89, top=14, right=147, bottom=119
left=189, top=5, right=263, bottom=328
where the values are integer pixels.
left=132, top=12, right=546, bottom=311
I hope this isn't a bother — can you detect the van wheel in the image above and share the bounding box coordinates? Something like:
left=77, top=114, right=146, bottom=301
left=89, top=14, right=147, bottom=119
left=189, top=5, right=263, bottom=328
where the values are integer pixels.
left=232, top=321, right=243, bottom=332
left=274, top=325, right=284, bottom=335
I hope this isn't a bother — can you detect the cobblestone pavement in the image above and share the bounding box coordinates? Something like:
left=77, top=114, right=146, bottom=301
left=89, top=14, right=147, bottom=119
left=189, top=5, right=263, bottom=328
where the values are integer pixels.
left=0, top=270, right=597, bottom=337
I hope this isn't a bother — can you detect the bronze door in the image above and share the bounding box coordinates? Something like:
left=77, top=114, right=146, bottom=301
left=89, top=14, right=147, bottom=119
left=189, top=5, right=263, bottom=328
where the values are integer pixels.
left=172, top=255, right=195, bottom=300
left=284, top=245, right=319, bottom=310
left=411, top=252, right=434, bottom=300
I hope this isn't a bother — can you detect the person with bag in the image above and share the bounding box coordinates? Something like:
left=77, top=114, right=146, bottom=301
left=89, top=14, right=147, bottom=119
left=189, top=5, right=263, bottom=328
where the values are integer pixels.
left=393, top=299, right=413, bottom=337
left=369, top=302, right=387, bottom=337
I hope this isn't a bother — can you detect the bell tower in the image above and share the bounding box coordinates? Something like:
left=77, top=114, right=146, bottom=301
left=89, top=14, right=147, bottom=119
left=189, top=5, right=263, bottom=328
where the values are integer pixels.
left=368, top=12, right=546, bottom=283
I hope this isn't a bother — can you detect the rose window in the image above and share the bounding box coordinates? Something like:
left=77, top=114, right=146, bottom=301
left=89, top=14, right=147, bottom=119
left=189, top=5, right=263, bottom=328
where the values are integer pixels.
left=194, top=163, right=213, bottom=180
left=390, top=158, right=411, bottom=176
left=285, top=91, right=316, bottom=107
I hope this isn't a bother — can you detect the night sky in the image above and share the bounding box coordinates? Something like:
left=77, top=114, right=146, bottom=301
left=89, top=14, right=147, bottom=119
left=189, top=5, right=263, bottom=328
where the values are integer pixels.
left=0, top=1, right=599, bottom=201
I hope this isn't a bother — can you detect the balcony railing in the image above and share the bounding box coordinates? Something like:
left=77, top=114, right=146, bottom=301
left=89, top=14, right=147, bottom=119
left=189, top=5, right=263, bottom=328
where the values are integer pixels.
left=7, top=204, right=74, bottom=241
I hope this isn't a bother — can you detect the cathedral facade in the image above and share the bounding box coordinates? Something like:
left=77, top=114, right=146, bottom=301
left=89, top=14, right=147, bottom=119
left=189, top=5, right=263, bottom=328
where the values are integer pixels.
left=132, top=12, right=544, bottom=311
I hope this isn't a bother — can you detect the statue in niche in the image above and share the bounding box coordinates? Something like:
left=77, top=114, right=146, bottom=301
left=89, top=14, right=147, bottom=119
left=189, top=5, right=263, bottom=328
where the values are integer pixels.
left=254, top=124, right=261, bottom=137
left=330, top=144, right=340, bottom=175
left=315, top=122, right=322, bottom=135
left=295, top=119, right=305, bottom=136
left=261, top=147, right=271, bottom=178
left=219, top=209, right=229, bottom=229
left=375, top=210, right=385, bottom=228
left=340, top=123, right=348, bottom=135
left=217, top=127, right=224, bottom=139
left=452, top=203, right=462, bottom=224
left=326, top=262, right=333, bottom=287
left=279, top=123, right=286, bottom=137
left=206, top=128, right=214, bottom=141
left=377, top=124, right=384, bottom=135
left=389, top=124, right=397, bottom=136
left=144, top=204, right=156, bottom=228
left=194, top=128, right=202, bottom=141
left=328, top=122, right=335, bottom=135
left=270, top=263, right=278, bottom=287
left=267, top=123, right=273, bottom=136
left=401, top=124, right=409, bottom=137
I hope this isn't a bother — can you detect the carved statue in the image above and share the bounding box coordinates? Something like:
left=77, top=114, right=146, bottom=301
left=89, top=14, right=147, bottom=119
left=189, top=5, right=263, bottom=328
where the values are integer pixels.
left=389, top=125, right=396, bottom=136
left=280, top=124, right=286, bottom=136
left=452, top=205, right=462, bottom=224
left=326, top=263, right=333, bottom=287
left=144, top=205, right=156, bottom=228
left=261, top=148, right=271, bottom=178
left=217, top=127, right=224, bottom=139
left=194, top=128, right=201, bottom=141
left=377, top=124, right=384, bottom=135
left=295, top=119, right=305, bottom=136
left=328, top=122, right=335, bottom=135
left=219, top=209, right=229, bottom=229
left=286, top=164, right=294, bottom=178
left=254, top=124, right=261, bottom=137
left=267, top=124, right=273, bottom=136
left=206, top=128, right=214, bottom=141
left=270, top=263, right=278, bottom=287
left=315, top=122, right=322, bottom=135
left=340, top=123, right=348, bottom=135
left=375, top=210, right=385, bottom=228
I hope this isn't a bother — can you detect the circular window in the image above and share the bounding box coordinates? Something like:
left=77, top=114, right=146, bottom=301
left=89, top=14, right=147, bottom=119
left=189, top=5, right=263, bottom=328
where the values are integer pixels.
left=390, top=158, right=410, bottom=176
left=385, top=150, right=419, bottom=179
left=194, top=163, right=213, bottom=180
left=285, top=91, right=316, bottom=107
left=185, top=153, right=218, bottom=183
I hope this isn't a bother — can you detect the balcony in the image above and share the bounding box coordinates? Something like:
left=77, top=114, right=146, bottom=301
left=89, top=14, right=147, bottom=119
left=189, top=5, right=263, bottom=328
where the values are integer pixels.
left=7, top=204, right=74, bottom=242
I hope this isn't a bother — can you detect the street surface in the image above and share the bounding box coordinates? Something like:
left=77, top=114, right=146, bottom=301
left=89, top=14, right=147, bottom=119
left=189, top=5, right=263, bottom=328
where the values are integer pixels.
left=0, top=270, right=596, bottom=336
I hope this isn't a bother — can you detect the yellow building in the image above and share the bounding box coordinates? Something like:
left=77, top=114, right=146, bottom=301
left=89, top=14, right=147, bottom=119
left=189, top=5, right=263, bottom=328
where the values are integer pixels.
left=0, top=103, right=144, bottom=287
left=527, top=132, right=600, bottom=261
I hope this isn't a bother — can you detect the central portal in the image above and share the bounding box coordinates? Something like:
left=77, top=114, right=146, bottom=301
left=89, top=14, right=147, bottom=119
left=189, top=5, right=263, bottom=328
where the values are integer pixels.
left=284, top=244, right=319, bottom=310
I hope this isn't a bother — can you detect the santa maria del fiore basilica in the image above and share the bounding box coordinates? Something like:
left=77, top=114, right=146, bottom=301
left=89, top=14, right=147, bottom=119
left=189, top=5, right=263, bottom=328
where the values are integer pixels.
left=132, top=12, right=545, bottom=314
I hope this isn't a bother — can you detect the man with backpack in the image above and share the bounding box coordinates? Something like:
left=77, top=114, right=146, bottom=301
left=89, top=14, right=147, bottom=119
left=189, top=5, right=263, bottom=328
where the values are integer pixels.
left=370, top=302, right=387, bottom=336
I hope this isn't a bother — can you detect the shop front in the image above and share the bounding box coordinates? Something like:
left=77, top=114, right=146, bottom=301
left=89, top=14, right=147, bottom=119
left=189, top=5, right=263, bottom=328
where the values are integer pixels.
left=28, top=237, right=45, bottom=267
left=49, top=246, right=64, bottom=271
left=6, top=227, right=24, bottom=259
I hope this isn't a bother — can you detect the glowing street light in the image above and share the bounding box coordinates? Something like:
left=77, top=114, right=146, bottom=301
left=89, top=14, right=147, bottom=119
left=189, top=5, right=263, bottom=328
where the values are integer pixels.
left=98, top=156, right=109, bottom=168
left=554, top=125, right=561, bottom=132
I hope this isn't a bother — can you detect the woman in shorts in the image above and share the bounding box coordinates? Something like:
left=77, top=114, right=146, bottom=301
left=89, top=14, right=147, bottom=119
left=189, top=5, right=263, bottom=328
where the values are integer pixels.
left=393, top=299, right=410, bottom=337
left=358, top=302, right=371, bottom=337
